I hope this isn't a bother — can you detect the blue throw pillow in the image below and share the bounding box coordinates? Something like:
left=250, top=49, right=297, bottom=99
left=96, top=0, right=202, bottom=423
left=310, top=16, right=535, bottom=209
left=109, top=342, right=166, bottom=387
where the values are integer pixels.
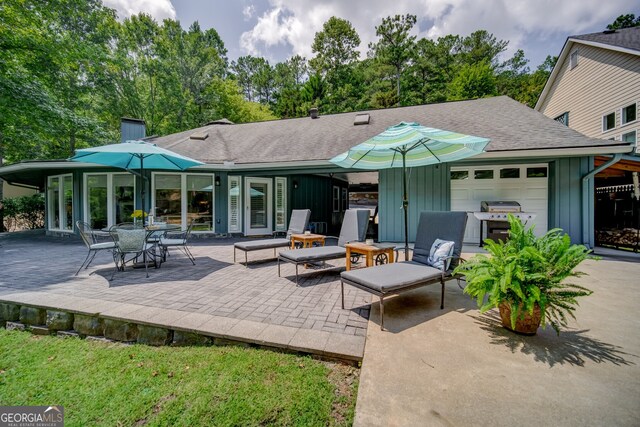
left=427, top=239, right=455, bottom=271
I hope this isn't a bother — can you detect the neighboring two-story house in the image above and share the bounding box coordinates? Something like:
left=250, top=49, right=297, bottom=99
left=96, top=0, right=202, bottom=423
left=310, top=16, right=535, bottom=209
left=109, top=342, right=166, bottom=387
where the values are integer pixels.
left=535, top=27, right=640, bottom=250
left=536, top=27, right=640, bottom=147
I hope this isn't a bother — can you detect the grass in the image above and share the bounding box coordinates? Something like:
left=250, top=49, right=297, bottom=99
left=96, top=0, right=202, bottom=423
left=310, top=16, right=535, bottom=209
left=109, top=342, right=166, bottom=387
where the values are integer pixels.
left=0, top=329, right=358, bottom=426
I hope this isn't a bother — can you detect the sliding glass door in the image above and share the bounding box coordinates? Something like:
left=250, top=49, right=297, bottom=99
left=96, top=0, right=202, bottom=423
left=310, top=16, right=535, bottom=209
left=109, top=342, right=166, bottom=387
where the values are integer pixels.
left=152, top=173, right=215, bottom=231
left=47, top=174, right=73, bottom=231
left=84, top=173, right=135, bottom=229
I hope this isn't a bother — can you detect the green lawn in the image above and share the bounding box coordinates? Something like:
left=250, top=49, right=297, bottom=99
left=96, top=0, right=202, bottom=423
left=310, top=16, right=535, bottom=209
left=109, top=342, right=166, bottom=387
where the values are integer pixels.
left=0, top=329, right=358, bottom=426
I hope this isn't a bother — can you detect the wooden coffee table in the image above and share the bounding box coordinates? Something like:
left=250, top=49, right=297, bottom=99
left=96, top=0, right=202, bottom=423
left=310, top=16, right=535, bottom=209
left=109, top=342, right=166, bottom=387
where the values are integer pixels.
left=290, top=233, right=325, bottom=249
left=345, top=242, right=395, bottom=271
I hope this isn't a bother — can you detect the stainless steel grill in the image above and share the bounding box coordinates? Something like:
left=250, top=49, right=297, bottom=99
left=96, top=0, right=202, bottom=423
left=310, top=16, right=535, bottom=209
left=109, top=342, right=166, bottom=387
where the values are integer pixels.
left=480, top=201, right=520, bottom=243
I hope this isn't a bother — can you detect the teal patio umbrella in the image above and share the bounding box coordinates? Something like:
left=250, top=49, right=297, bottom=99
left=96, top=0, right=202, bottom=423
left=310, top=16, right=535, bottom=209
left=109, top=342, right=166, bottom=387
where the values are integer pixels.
left=70, top=140, right=204, bottom=226
left=330, top=122, right=490, bottom=260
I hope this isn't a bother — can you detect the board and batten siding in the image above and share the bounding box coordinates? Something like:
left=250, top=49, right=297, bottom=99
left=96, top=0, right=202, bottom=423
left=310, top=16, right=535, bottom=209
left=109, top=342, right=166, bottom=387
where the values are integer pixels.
left=538, top=43, right=640, bottom=140
left=378, top=158, right=595, bottom=246
left=378, top=164, right=450, bottom=242
left=548, top=156, right=594, bottom=247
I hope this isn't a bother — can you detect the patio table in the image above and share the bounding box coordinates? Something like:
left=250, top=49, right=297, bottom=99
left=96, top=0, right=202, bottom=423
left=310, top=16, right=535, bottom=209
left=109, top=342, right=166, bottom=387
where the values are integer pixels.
left=290, top=233, right=325, bottom=249
left=106, top=223, right=182, bottom=269
left=345, top=242, right=395, bottom=271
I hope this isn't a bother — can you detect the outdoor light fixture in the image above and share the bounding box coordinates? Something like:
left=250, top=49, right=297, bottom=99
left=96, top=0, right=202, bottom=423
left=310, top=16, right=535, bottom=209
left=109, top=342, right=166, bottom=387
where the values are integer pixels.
left=215, top=176, right=221, bottom=186
left=293, top=180, right=298, bottom=189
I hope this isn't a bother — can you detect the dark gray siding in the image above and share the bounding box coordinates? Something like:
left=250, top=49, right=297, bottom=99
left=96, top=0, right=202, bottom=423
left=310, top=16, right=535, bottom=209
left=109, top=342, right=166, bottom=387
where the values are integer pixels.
left=120, top=120, right=146, bottom=143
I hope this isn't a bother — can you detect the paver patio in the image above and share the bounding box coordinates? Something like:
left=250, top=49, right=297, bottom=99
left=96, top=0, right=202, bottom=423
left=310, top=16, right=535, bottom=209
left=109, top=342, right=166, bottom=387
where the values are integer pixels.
left=0, top=231, right=373, bottom=360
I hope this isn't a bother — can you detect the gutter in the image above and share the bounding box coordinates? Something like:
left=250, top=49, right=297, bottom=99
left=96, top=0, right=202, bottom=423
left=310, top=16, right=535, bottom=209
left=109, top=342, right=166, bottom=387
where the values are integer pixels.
left=5, top=180, right=40, bottom=191
left=581, top=153, right=623, bottom=246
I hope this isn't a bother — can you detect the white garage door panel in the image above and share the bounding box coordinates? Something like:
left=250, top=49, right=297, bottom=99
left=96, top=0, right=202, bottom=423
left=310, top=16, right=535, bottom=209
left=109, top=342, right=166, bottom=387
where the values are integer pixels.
left=451, top=164, right=548, bottom=244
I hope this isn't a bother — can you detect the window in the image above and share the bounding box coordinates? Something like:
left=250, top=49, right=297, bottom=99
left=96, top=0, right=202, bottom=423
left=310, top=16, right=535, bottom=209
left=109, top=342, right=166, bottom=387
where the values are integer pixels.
left=474, top=170, right=494, bottom=179
left=500, top=168, right=520, bottom=179
left=333, top=186, right=340, bottom=212
left=570, top=50, right=579, bottom=69
left=451, top=170, right=469, bottom=180
left=622, top=130, right=637, bottom=144
left=622, top=103, right=637, bottom=125
left=47, top=174, right=73, bottom=231
left=341, top=188, right=348, bottom=211
left=274, top=177, right=287, bottom=232
left=153, top=173, right=215, bottom=231
left=603, top=112, right=616, bottom=131
left=527, top=167, right=548, bottom=178
left=187, top=175, right=214, bottom=231
left=554, top=112, right=569, bottom=126
left=84, top=173, right=135, bottom=229
left=228, top=176, right=241, bottom=233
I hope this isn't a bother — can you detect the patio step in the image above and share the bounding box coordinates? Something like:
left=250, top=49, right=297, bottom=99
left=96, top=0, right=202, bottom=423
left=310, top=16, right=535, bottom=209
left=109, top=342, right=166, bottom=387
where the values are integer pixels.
left=0, top=292, right=365, bottom=364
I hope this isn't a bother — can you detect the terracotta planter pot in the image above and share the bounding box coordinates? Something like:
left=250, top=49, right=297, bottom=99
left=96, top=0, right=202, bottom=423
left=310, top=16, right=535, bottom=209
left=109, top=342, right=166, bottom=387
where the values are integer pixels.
left=498, top=302, right=542, bottom=335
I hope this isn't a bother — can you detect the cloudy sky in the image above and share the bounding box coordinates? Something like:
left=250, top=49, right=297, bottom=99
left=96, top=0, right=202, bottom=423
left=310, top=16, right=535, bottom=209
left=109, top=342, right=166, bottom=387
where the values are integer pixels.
left=103, top=0, right=639, bottom=68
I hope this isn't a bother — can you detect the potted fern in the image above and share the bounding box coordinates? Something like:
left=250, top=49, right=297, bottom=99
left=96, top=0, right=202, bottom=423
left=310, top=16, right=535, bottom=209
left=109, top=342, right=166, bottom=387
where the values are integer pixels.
left=454, top=214, right=593, bottom=335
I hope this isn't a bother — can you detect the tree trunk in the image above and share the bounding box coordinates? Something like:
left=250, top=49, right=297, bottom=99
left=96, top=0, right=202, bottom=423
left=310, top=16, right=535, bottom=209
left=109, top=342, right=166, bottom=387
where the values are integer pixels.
left=0, top=133, right=4, bottom=233
left=69, top=129, right=76, bottom=156
left=396, top=68, right=401, bottom=105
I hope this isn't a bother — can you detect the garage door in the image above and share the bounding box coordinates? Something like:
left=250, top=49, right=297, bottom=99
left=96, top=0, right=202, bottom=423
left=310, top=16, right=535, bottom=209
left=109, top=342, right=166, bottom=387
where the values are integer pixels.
left=451, top=164, right=548, bottom=244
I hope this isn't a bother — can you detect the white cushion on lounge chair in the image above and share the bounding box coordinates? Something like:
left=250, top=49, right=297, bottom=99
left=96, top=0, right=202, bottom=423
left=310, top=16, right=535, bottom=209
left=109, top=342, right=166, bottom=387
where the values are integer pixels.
left=427, top=239, right=455, bottom=271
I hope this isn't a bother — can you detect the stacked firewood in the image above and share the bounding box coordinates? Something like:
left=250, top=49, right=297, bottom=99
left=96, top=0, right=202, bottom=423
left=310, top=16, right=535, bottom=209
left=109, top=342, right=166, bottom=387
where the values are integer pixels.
left=596, top=228, right=640, bottom=250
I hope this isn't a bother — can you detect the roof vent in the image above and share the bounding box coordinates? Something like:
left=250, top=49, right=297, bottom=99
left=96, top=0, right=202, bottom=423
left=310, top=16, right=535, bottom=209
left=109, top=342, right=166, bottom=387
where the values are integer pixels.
left=603, top=29, right=617, bottom=34
left=206, top=118, right=234, bottom=125
left=354, top=113, right=370, bottom=125
left=190, top=130, right=209, bottom=141
left=309, top=107, right=319, bottom=119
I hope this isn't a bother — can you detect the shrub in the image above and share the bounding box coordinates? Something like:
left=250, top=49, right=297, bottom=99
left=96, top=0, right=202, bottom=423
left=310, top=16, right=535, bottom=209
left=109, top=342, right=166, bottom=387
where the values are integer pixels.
left=1, top=194, right=45, bottom=231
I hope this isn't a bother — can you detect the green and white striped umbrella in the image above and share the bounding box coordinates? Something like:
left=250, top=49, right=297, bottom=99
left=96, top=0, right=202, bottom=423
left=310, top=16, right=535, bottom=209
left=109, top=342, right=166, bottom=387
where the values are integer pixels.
left=329, top=122, right=489, bottom=169
left=330, top=121, right=490, bottom=260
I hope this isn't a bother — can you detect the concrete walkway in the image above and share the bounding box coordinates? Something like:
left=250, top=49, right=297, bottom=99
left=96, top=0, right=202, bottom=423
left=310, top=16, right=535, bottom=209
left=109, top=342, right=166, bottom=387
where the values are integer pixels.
left=354, top=255, right=640, bottom=426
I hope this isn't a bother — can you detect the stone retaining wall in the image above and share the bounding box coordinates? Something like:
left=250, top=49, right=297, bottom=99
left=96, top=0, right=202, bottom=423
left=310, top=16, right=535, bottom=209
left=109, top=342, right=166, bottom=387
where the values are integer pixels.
left=0, top=301, right=357, bottom=364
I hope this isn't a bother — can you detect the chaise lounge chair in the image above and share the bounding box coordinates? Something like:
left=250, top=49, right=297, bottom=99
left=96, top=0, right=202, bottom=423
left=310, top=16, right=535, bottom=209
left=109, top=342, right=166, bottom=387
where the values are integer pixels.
left=234, top=209, right=311, bottom=265
left=277, top=209, right=370, bottom=285
left=340, top=211, right=468, bottom=330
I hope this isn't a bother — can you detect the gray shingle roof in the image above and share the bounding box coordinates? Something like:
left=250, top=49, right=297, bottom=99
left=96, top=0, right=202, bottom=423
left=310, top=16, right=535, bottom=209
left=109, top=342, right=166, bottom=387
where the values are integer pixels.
left=571, top=27, right=640, bottom=52
left=147, top=96, right=627, bottom=165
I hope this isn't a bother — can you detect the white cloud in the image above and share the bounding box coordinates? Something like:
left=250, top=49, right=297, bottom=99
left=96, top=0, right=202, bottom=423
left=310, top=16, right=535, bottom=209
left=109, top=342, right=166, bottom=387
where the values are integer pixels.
left=102, top=0, right=176, bottom=21
left=242, top=4, right=256, bottom=21
left=239, top=0, right=638, bottom=64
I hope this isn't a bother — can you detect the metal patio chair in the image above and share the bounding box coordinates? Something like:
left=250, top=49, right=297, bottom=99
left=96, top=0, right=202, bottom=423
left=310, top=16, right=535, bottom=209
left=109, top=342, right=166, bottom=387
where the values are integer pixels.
left=109, top=226, right=157, bottom=279
left=159, top=221, right=196, bottom=265
left=75, top=220, right=116, bottom=275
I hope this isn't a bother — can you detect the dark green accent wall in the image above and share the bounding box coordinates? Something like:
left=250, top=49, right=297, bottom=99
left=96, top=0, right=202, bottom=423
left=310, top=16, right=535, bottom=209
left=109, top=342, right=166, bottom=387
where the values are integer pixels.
left=378, top=164, right=450, bottom=242
left=548, top=157, right=594, bottom=246
left=379, top=157, right=595, bottom=246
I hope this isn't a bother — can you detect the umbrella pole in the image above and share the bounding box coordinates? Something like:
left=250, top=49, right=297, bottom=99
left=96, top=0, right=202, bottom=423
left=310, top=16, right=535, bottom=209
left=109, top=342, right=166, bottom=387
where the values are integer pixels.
left=140, top=156, right=145, bottom=227
left=402, top=152, right=409, bottom=261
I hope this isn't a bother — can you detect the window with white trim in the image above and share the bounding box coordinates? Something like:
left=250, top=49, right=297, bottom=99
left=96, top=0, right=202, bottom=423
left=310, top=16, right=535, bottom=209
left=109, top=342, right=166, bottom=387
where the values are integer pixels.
left=274, top=177, right=287, bottom=232
left=622, top=130, right=637, bottom=144
left=622, top=103, right=637, bottom=125
left=48, top=174, right=73, bottom=231
left=84, top=173, right=135, bottom=229
left=152, top=173, right=215, bottom=231
left=341, top=188, right=348, bottom=211
left=228, top=176, right=241, bottom=233
left=570, top=50, right=579, bottom=69
left=603, top=112, right=616, bottom=132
